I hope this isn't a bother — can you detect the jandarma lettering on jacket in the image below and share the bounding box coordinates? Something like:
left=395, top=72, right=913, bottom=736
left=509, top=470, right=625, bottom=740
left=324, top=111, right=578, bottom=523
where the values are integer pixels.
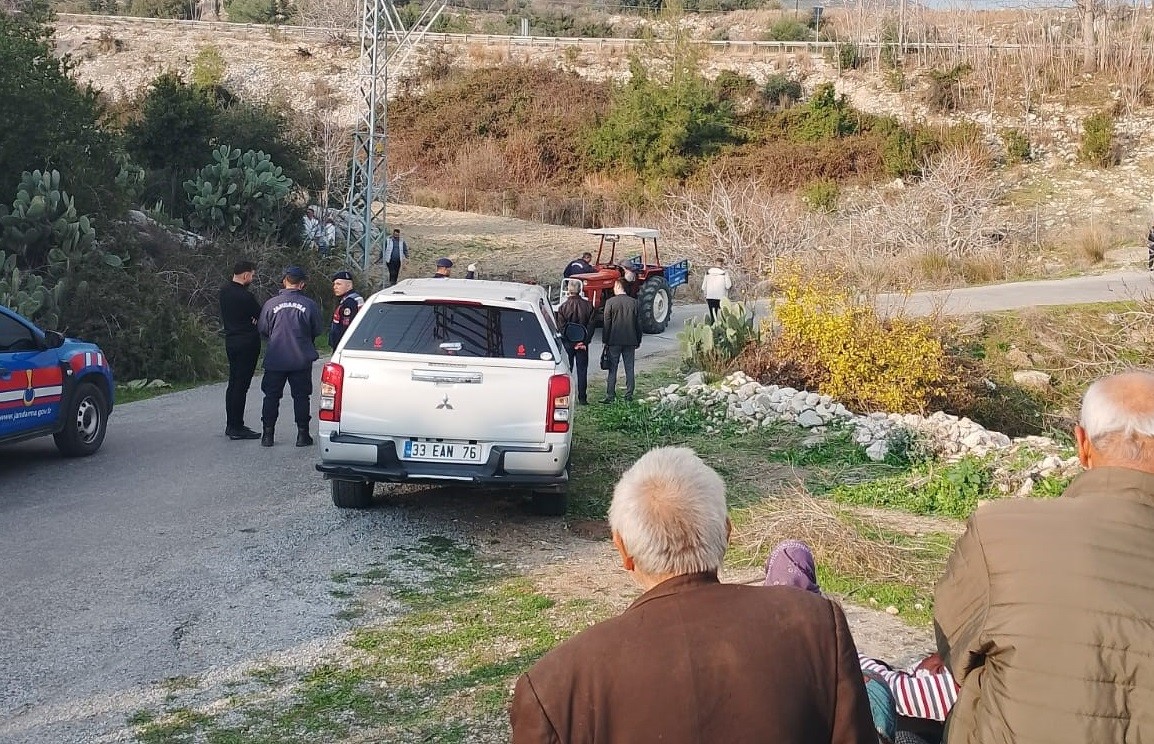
left=272, top=302, right=309, bottom=314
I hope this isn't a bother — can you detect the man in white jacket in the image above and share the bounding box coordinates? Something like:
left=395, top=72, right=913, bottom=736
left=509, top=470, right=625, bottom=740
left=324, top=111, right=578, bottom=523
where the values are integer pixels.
left=701, top=262, right=732, bottom=323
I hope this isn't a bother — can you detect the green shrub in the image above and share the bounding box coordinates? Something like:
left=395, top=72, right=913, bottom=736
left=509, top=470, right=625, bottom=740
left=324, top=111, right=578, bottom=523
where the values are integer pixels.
left=714, top=70, right=758, bottom=104
left=762, top=73, right=803, bottom=109
left=765, top=17, right=811, bottom=41
left=225, top=0, right=283, bottom=23
left=1078, top=111, right=1116, bottom=167
left=0, top=4, right=124, bottom=218
left=923, top=64, right=972, bottom=113
left=880, top=121, right=940, bottom=178
left=791, top=83, right=860, bottom=142
left=1001, top=128, right=1031, bottom=164
left=128, top=0, right=192, bottom=18
left=836, top=41, right=861, bottom=70
left=191, top=45, right=226, bottom=91
left=800, top=178, right=839, bottom=213
left=586, top=54, right=734, bottom=181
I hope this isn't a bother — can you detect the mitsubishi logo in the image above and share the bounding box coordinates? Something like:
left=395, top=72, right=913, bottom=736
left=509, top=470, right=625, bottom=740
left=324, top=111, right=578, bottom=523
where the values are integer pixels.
left=436, top=395, right=453, bottom=410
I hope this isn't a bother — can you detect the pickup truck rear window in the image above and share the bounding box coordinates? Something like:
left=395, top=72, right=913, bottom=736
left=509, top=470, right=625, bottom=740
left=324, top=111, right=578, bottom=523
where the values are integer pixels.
left=342, top=302, right=553, bottom=359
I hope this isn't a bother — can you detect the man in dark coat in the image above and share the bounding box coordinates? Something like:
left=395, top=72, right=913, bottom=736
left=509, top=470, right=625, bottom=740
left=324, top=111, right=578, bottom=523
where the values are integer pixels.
left=257, top=266, right=324, bottom=448
left=600, top=280, right=642, bottom=403
left=555, top=283, right=594, bottom=405
left=219, top=259, right=262, bottom=440
left=510, top=446, right=877, bottom=744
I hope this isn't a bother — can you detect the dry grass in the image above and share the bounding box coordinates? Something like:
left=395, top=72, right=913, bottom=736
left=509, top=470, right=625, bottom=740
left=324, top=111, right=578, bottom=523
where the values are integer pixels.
left=1064, top=221, right=1121, bottom=266
left=728, top=487, right=950, bottom=593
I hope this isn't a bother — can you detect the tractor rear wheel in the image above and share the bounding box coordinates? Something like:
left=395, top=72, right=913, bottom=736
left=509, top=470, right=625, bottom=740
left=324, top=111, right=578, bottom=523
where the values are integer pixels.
left=638, top=276, right=672, bottom=334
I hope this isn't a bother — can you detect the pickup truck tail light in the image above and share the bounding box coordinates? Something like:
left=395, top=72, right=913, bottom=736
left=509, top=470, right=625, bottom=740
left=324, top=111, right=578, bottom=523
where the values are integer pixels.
left=319, top=362, right=344, bottom=422
left=546, top=374, right=571, bottom=433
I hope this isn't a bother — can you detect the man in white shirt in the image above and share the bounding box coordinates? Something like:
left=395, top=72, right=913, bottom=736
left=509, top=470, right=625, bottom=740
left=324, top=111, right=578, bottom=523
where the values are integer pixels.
left=382, top=228, right=409, bottom=285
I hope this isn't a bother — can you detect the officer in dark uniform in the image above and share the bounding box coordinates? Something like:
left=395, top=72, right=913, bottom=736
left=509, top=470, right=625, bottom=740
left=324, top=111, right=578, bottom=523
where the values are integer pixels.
left=329, top=270, right=364, bottom=350
left=433, top=257, right=453, bottom=278
left=563, top=252, right=595, bottom=278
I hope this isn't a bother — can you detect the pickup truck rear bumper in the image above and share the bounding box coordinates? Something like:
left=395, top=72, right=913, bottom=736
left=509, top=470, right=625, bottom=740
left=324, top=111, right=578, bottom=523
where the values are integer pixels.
left=316, top=434, right=569, bottom=490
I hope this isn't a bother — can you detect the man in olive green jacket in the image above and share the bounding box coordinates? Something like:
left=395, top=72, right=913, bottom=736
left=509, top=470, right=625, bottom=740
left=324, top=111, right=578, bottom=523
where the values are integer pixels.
left=935, top=370, right=1154, bottom=744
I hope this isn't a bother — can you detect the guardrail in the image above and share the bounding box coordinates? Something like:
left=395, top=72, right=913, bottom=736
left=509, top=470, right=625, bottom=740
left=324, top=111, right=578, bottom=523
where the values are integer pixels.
left=56, top=12, right=1058, bottom=52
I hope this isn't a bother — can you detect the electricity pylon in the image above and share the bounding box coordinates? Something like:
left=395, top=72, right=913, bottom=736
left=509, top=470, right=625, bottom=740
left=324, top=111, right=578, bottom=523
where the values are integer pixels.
left=345, top=0, right=447, bottom=278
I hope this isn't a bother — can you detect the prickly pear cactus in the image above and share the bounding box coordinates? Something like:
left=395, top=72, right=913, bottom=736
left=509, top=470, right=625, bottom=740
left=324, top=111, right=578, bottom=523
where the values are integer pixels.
left=0, top=251, right=57, bottom=326
left=183, top=145, right=293, bottom=237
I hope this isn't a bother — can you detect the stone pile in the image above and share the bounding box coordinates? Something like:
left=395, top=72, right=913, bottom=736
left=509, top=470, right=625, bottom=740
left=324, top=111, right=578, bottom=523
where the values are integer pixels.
left=648, top=370, right=1080, bottom=495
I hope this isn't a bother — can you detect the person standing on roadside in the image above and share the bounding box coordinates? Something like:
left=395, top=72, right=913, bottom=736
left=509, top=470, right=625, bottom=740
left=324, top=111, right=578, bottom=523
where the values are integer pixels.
left=600, top=280, right=642, bottom=403
left=329, top=270, right=364, bottom=350
left=556, top=283, right=594, bottom=405
left=383, top=228, right=409, bottom=285
left=219, top=260, right=262, bottom=441
left=257, top=267, right=325, bottom=448
left=701, top=260, right=733, bottom=323
left=432, top=257, right=453, bottom=278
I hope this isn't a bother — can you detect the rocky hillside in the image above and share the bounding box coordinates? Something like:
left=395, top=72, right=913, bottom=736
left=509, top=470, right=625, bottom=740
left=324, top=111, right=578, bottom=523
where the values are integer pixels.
left=54, top=14, right=1154, bottom=251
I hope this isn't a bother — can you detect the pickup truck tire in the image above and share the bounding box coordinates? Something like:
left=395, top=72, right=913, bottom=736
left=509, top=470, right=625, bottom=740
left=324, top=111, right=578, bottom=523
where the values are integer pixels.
left=332, top=479, right=375, bottom=509
left=530, top=489, right=568, bottom=517
left=638, top=276, right=672, bottom=334
left=53, top=382, right=108, bottom=457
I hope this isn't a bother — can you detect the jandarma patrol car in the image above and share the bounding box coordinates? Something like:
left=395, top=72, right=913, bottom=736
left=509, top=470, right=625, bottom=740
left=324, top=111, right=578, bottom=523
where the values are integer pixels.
left=0, top=305, right=114, bottom=456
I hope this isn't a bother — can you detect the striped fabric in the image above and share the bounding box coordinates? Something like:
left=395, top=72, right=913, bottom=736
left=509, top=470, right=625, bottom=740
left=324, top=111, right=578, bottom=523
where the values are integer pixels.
left=858, top=654, right=959, bottom=722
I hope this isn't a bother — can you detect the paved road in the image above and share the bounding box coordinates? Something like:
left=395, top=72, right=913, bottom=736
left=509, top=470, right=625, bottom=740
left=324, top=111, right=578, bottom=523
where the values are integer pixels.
left=641, top=269, right=1154, bottom=364
left=1, top=268, right=1143, bottom=742
left=0, top=371, right=509, bottom=743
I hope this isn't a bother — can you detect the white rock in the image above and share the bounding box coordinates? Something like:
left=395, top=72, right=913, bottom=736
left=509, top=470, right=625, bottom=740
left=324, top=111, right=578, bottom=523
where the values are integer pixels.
left=684, top=371, right=706, bottom=387
left=885, top=606, right=900, bottom=615
left=1013, top=370, right=1053, bottom=390
left=797, top=410, right=824, bottom=428
left=866, top=441, right=889, bottom=461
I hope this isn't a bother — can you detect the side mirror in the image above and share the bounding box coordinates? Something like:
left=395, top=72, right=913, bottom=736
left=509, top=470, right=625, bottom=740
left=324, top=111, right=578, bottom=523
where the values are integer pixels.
left=42, top=330, right=65, bottom=349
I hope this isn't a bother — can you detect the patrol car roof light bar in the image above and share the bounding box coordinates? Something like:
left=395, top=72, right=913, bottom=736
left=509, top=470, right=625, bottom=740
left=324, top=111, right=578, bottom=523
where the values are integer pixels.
left=345, top=0, right=447, bottom=283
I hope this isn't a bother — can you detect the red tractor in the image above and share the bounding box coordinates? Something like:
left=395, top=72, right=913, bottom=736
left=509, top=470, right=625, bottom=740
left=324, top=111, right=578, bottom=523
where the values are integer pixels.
left=564, top=228, right=690, bottom=334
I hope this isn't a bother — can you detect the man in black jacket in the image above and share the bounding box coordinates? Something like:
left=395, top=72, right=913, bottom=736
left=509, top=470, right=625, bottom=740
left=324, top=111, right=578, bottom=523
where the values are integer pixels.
left=556, top=284, right=594, bottom=405
left=219, top=260, right=262, bottom=440
left=257, top=267, right=325, bottom=447
left=600, top=280, right=643, bottom=403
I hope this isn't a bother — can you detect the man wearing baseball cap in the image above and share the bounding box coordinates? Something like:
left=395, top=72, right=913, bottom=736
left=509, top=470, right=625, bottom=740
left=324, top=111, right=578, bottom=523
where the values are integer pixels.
left=257, top=266, right=325, bottom=448
left=433, top=257, right=453, bottom=278
left=329, top=270, right=364, bottom=350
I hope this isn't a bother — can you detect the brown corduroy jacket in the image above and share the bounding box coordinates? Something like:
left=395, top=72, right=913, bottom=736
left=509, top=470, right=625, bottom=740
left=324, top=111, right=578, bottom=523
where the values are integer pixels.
left=509, top=572, right=877, bottom=744
left=935, top=466, right=1154, bottom=744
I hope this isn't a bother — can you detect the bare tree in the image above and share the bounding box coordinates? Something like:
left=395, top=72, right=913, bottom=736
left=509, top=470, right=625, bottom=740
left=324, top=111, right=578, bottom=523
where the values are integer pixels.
left=662, top=176, right=825, bottom=297
left=296, top=0, right=358, bottom=33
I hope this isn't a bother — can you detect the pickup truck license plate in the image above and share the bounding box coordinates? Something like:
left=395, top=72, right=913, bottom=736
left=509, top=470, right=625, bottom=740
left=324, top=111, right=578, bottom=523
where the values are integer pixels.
left=402, top=440, right=482, bottom=463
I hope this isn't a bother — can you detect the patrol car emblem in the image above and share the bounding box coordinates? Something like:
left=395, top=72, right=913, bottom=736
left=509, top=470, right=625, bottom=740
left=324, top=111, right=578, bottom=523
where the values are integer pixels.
left=436, top=395, right=453, bottom=410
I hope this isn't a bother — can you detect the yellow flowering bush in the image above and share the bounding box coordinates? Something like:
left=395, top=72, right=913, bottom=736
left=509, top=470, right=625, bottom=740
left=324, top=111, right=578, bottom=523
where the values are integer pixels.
left=771, top=271, right=950, bottom=413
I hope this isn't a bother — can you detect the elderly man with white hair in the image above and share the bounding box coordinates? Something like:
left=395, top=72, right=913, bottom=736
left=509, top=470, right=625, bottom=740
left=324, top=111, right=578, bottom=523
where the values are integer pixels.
left=510, top=446, right=877, bottom=744
left=934, top=369, right=1154, bottom=744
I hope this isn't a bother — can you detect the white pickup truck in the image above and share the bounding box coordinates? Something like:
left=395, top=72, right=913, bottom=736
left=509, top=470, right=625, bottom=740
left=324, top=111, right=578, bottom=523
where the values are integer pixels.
left=315, top=278, right=573, bottom=514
